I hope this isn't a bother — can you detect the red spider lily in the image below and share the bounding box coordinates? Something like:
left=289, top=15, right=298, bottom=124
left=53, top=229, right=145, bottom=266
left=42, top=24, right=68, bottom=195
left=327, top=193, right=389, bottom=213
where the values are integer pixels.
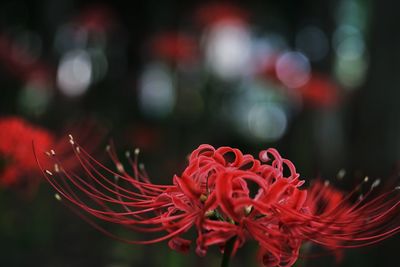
left=36, top=141, right=400, bottom=267
left=0, top=117, right=102, bottom=194
left=0, top=117, right=54, bottom=188
left=149, top=33, right=198, bottom=64
left=195, top=3, right=249, bottom=27
left=297, top=74, right=340, bottom=108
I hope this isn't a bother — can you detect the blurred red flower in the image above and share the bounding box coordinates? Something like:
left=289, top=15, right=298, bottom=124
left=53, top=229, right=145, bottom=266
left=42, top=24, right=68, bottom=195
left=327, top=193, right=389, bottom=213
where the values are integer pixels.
left=298, top=74, right=340, bottom=108
left=195, top=3, right=248, bottom=27
left=0, top=117, right=54, bottom=188
left=0, top=117, right=102, bottom=195
left=150, top=33, right=198, bottom=63
left=37, top=141, right=400, bottom=267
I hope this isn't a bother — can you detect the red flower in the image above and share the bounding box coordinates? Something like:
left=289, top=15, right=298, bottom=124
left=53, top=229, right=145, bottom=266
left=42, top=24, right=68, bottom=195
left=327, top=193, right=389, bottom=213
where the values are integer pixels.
left=149, top=33, right=198, bottom=64
left=304, top=178, right=400, bottom=249
left=298, top=74, right=340, bottom=108
left=0, top=117, right=102, bottom=195
left=195, top=3, right=249, bottom=27
left=37, top=141, right=400, bottom=267
left=0, top=117, right=54, bottom=188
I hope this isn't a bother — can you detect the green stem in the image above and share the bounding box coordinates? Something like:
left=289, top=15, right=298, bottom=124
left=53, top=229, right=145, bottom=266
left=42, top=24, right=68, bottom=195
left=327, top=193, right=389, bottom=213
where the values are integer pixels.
left=220, top=236, right=237, bottom=267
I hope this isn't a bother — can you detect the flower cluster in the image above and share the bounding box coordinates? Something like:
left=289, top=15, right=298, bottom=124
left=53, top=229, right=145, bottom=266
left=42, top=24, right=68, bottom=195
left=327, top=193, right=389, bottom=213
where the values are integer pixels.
left=37, top=140, right=400, bottom=267
left=0, top=117, right=102, bottom=194
left=0, top=117, right=54, bottom=187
